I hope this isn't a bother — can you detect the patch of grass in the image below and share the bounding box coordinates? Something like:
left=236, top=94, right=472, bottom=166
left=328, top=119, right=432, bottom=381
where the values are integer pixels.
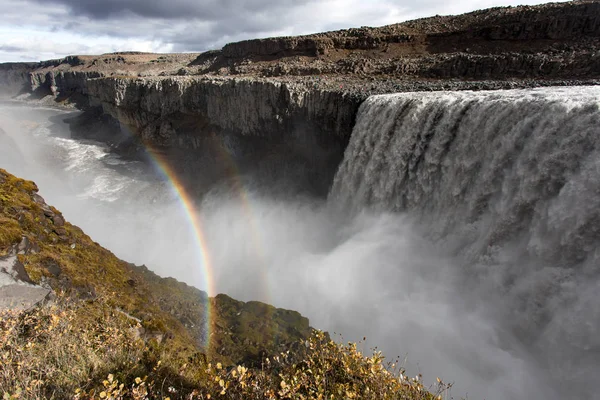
left=192, top=330, right=451, bottom=400
left=0, top=216, right=22, bottom=250
left=69, top=330, right=449, bottom=400
left=0, top=299, right=205, bottom=399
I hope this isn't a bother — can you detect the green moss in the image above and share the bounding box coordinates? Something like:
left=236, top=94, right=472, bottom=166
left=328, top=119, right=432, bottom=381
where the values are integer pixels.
left=0, top=216, right=22, bottom=250
left=0, top=169, right=201, bottom=362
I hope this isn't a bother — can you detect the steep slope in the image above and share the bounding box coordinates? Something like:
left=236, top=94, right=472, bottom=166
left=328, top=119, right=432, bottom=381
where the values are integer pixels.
left=0, top=168, right=444, bottom=399
left=0, top=168, right=311, bottom=369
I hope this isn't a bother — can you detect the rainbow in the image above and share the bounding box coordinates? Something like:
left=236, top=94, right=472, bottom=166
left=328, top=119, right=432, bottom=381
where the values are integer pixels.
left=201, top=139, right=277, bottom=342
left=207, top=137, right=270, bottom=301
left=145, top=149, right=216, bottom=348
left=145, top=138, right=273, bottom=351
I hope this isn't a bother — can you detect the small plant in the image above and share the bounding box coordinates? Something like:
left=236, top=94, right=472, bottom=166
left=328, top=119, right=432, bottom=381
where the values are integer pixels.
left=1, top=303, right=447, bottom=400
left=193, top=330, right=451, bottom=399
left=0, top=299, right=150, bottom=398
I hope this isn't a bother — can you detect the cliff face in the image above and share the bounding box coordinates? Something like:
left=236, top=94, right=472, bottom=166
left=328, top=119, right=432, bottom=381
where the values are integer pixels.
left=85, top=76, right=358, bottom=194
left=0, top=63, right=103, bottom=106
left=221, top=1, right=600, bottom=59
left=29, top=70, right=104, bottom=100
left=199, top=1, right=600, bottom=80
left=87, top=77, right=359, bottom=140
left=0, top=63, right=33, bottom=96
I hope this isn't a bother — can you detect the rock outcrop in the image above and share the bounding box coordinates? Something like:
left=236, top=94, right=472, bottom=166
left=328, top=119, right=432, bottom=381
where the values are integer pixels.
left=0, top=63, right=34, bottom=96
left=84, top=76, right=357, bottom=194
left=87, top=76, right=359, bottom=140
left=220, top=1, right=600, bottom=59
left=29, top=70, right=104, bottom=103
left=0, top=237, right=52, bottom=311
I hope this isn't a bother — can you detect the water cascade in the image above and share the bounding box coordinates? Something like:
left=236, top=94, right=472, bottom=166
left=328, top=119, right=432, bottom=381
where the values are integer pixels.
left=331, top=87, right=600, bottom=398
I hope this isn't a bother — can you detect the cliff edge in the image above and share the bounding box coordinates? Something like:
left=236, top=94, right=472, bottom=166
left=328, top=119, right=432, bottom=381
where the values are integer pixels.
left=1, top=1, right=599, bottom=196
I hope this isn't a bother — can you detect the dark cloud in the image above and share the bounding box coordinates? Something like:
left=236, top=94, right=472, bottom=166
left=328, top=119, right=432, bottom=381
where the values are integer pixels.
left=31, top=0, right=314, bottom=21
left=16, top=0, right=325, bottom=53
left=0, top=45, right=26, bottom=53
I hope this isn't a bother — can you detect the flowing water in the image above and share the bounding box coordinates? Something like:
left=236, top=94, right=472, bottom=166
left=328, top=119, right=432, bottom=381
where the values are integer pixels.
left=329, top=87, right=600, bottom=399
left=1, top=87, right=599, bottom=400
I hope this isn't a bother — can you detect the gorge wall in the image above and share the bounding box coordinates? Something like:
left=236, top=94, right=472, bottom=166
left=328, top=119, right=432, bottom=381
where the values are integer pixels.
left=0, top=63, right=34, bottom=96
left=221, top=0, right=600, bottom=58
left=0, top=57, right=101, bottom=101
left=85, top=76, right=359, bottom=194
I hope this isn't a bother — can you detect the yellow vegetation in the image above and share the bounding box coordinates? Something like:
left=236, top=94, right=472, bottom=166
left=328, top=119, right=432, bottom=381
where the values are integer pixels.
left=2, top=302, right=450, bottom=399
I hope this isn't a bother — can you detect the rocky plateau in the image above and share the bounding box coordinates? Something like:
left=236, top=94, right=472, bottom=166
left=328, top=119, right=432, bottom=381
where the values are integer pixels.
left=1, top=0, right=599, bottom=194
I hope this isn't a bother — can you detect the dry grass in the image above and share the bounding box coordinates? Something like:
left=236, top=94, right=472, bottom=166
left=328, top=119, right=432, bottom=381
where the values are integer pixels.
left=189, top=330, right=451, bottom=400
left=0, top=216, right=21, bottom=250
left=1, top=301, right=449, bottom=399
left=0, top=297, right=211, bottom=399
left=0, top=299, right=146, bottom=399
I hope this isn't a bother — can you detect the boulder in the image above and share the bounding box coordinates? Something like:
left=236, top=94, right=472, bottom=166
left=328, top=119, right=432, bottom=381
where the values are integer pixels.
left=0, top=254, right=33, bottom=284
left=0, top=245, right=54, bottom=311
left=0, top=284, right=52, bottom=311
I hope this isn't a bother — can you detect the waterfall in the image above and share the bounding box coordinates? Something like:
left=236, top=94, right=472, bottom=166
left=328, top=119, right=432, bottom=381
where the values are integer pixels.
left=330, top=86, right=600, bottom=398
left=332, top=87, right=600, bottom=262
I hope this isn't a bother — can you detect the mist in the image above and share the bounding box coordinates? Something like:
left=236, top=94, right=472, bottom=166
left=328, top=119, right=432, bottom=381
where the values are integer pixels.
left=0, top=99, right=597, bottom=400
left=0, top=103, right=207, bottom=287
left=199, top=188, right=559, bottom=400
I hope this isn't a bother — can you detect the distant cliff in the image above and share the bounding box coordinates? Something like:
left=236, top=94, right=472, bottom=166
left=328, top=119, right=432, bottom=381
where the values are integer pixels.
left=0, top=63, right=34, bottom=96
left=221, top=1, right=600, bottom=58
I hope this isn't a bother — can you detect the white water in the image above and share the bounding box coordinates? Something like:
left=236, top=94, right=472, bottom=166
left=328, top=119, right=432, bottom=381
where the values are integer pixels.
left=1, top=87, right=599, bottom=399
left=327, top=86, right=600, bottom=399
left=0, top=103, right=206, bottom=288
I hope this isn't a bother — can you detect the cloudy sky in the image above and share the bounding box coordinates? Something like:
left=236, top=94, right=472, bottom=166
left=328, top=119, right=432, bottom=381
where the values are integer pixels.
left=0, top=0, right=567, bottom=62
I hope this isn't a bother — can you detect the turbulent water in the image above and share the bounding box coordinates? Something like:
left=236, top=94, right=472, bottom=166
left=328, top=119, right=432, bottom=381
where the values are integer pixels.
left=0, top=103, right=206, bottom=287
left=1, top=87, right=599, bottom=400
left=329, top=87, right=600, bottom=399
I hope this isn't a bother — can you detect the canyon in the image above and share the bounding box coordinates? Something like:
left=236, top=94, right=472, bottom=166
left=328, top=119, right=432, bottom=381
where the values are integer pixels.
left=1, top=1, right=599, bottom=195
left=1, top=2, right=600, bottom=399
